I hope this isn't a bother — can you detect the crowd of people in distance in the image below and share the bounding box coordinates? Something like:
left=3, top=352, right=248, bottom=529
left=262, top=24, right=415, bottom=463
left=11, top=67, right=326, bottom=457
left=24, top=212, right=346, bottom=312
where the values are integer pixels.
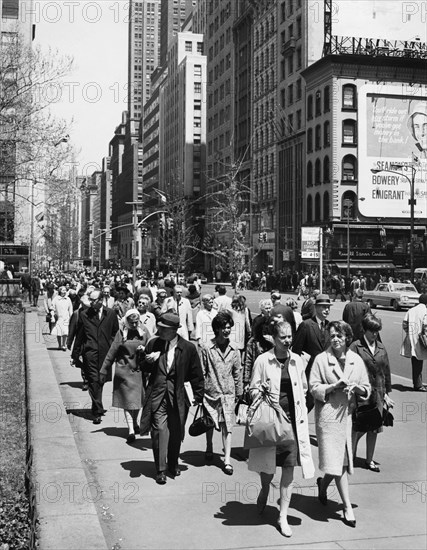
left=19, top=267, right=427, bottom=538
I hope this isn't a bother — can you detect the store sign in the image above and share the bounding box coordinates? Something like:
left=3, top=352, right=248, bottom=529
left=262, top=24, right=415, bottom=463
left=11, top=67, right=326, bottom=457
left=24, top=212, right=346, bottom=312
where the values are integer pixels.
left=0, top=246, right=29, bottom=256
left=301, top=227, right=320, bottom=259
left=331, top=248, right=390, bottom=260
left=358, top=83, right=427, bottom=219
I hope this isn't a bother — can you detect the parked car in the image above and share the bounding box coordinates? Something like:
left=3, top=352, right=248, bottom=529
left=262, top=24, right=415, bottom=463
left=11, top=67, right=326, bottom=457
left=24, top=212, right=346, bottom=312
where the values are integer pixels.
left=191, top=272, right=208, bottom=284
left=362, top=282, right=420, bottom=311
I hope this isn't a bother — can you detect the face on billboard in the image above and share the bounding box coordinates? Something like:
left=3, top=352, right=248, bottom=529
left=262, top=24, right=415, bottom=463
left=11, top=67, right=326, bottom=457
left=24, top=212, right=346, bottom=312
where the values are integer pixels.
left=411, top=113, right=427, bottom=151
left=358, top=84, right=427, bottom=219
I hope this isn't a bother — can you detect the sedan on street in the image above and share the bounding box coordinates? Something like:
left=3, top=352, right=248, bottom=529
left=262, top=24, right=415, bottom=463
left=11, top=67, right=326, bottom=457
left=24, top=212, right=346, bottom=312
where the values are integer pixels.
left=362, top=282, right=420, bottom=311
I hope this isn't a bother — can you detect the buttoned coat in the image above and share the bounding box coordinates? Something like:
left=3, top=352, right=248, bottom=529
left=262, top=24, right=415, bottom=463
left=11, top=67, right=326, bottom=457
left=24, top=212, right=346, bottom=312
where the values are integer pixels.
left=350, top=338, right=391, bottom=413
left=292, top=317, right=331, bottom=374
left=139, top=336, right=204, bottom=439
left=100, top=326, right=150, bottom=409
left=74, top=307, right=119, bottom=380
left=199, top=339, right=243, bottom=432
left=309, top=348, right=370, bottom=476
left=248, top=350, right=315, bottom=479
left=400, top=303, right=427, bottom=360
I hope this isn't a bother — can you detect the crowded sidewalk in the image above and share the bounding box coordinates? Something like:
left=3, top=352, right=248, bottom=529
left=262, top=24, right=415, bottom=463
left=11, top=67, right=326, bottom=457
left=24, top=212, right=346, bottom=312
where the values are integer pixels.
left=26, top=306, right=426, bottom=550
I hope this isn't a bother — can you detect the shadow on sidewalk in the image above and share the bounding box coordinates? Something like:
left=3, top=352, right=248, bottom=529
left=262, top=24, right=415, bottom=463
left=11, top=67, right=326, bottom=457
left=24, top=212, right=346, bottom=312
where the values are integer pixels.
left=60, top=381, right=85, bottom=390
left=66, top=408, right=93, bottom=420
left=391, top=383, right=415, bottom=392
left=120, top=459, right=157, bottom=480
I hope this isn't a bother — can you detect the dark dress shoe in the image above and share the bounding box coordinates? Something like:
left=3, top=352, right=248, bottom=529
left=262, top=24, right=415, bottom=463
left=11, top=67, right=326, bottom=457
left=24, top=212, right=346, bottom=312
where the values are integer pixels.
left=168, top=466, right=181, bottom=477
left=317, top=477, right=327, bottom=505
left=343, top=510, right=356, bottom=528
left=93, top=416, right=102, bottom=425
left=156, top=472, right=167, bottom=485
left=126, top=433, right=136, bottom=444
left=133, top=425, right=140, bottom=435
left=82, top=383, right=88, bottom=391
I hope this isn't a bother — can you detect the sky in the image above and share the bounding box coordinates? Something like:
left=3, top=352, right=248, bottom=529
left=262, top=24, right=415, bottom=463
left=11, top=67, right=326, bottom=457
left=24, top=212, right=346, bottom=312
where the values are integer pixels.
left=33, top=0, right=128, bottom=177
left=32, top=0, right=427, bottom=178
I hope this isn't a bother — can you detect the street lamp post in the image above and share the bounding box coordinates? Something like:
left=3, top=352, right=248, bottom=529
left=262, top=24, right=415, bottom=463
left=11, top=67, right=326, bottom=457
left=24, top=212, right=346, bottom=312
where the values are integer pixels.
left=371, top=157, right=418, bottom=282
left=343, top=198, right=353, bottom=280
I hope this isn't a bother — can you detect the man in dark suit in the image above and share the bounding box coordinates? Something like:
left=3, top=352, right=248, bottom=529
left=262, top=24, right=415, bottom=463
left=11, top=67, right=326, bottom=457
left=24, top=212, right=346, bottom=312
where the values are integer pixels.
left=74, top=289, right=119, bottom=423
left=139, top=313, right=204, bottom=485
left=342, top=288, right=371, bottom=342
left=292, top=294, right=332, bottom=410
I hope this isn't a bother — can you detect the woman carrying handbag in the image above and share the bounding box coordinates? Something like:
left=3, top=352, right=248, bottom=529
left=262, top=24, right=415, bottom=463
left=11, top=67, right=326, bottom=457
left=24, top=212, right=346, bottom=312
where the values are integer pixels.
left=350, top=314, right=394, bottom=472
left=248, top=321, right=315, bottom=538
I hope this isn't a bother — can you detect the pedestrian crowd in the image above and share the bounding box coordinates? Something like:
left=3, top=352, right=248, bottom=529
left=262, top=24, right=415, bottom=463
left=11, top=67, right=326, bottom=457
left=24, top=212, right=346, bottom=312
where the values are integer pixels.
left=20, top=267, right=427, bottom=538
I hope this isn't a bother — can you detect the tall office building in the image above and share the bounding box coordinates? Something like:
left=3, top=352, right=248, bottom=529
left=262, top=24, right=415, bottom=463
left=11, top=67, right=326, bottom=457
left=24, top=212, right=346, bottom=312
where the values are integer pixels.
left=128, top=0, right=161, bottom=127
left=0, top=0, right=35, bottom=270
left=160, top=0, right=196, bottom=67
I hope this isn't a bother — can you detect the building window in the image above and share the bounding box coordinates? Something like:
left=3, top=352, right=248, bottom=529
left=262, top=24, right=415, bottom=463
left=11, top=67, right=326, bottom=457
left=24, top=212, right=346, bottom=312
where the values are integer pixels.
left=194, top=82, right=201, bottom=93
left=324, top=121, right=330, bottom=147
left=342, top=154, right=357, bottom=180
left=307, top=195, right=313, bottom=222
left=315, top=193, right=321, bottom=221
left=315, top=125, right=321, bottom=150
left=343, top=84, right=357, bottom=109
left=281, top=1, right=286, bottom=21
left=288, top=84, right=293, bottom=105
left=185, top=41, right=192, bottom=52
left=2, top=0, right=19, bottom=18
left=296, top=109, right=302, bottom=130
left=324, top=85, right=330, bottom=112
left=341, top=191, right=357, bottom=219
left=296, top=78, right=302, bottom=100
left=307, top=128, right=313, bottom=152
left=323, top=156, right=330, bottom=183
left=315, top=158, right=321, bottom=185
left=194, top=65, right=202, bottom=76
left=323, top=191, right=330, bottom=220
left=280, top=89, right=286, bottom=108
left=342, top=120, right=357, bottom=145
left=296, top=47, right=302, bottom=69
left=197, top=42, right=203, bottom=54
left=315, top=90, right=321, bottom=116
left=307, top=161, right=313, bottom=187
left=307, top=95, right=313, bottom=119
left=288, top=54, right=294, bottom=74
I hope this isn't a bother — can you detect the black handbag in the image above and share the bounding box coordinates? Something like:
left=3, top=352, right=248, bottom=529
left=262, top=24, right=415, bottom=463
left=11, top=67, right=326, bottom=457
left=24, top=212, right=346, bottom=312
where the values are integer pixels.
left=352, top=402, right=383, bottom=433
left=188, top=404, right=215, bottom=437
left=382, top=403, right=394, bottom=427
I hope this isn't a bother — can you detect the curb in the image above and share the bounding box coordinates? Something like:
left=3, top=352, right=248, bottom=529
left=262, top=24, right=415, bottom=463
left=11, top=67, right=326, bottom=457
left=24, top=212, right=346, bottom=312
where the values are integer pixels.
left=25, top=310, right=108, bottom=550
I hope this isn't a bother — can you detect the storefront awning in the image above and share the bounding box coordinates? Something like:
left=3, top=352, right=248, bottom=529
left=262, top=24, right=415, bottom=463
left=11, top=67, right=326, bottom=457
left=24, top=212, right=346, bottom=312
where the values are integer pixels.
left=332, top=261, right=396, bottom=270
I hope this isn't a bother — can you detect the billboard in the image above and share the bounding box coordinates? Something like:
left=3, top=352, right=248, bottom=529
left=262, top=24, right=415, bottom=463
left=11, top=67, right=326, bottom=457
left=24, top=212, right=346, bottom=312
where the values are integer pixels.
left=358, top=84, right=427, bottom=219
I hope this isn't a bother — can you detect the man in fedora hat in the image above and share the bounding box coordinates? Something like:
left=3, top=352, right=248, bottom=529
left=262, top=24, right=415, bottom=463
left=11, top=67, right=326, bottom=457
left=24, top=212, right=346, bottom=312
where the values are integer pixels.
left=139, top=312, right=204, bottom=485
left=292, top=293, right=332, bottom=410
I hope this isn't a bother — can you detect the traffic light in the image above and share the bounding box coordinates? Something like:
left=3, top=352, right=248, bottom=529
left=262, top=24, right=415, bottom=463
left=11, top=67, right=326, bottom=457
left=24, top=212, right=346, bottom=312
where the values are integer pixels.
left=258, top=232, right=263, bottom=242
left=159, top=214, right=165, bottom=230
left=167, top=218, right=174, bottom=230
left=141, top=226, right=148, bottom=238
left=259, top=232, right=267, bottom=242
left=263, top=232, right=267, bottom=242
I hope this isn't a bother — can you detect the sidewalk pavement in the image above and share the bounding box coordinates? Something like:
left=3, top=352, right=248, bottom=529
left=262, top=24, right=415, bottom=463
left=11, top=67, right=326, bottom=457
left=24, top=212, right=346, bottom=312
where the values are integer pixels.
left=25, top=307, right=426, bottom=550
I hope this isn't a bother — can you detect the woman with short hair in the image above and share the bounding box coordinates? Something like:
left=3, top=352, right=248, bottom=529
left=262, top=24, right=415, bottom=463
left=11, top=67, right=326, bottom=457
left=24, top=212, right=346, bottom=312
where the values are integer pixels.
left=310, top=320, right=370, bottom=528
left=200, top=311, right=243, bottom=474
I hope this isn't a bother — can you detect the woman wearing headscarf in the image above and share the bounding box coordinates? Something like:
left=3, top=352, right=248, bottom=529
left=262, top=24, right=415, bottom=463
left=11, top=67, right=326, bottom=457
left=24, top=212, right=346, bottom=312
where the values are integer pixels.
left=99, top=309, right=150, bottom=443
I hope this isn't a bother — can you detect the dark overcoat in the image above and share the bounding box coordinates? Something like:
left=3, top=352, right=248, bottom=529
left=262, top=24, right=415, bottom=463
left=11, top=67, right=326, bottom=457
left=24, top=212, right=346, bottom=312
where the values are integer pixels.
left=292, top=317, right=331, bottom=374
left=350, top=338, right=392, bottom=411
left=139, top=336, right=204, bottom=439
left=74, top=307, right=119, bottom=380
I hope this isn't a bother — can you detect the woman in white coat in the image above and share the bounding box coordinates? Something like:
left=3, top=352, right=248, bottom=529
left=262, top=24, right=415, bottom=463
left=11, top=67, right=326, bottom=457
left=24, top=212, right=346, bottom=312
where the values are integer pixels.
left=310, top=320, right=370, bottom=528
left=51, top=286, right=73, bottom=350
left=248, top=321, right=315, bottom=538
left=400, top=294, right=427, bottom=391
